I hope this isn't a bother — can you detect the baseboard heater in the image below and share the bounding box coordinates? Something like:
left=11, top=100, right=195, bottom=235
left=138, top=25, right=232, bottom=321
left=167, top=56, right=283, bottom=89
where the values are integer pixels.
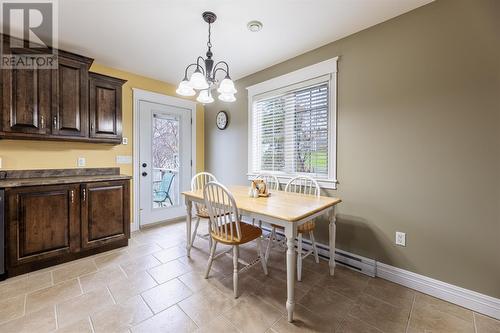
left=260, top=225, right=376, bottom=277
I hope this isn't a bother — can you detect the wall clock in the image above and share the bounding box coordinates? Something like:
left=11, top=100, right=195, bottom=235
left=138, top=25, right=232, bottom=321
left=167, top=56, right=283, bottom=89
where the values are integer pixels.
left=216, top=110, right=229, bottom=130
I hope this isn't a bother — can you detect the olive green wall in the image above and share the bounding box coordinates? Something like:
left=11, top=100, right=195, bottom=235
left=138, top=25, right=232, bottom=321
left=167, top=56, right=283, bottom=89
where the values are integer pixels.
left=204, top=0, right=500, bottom=298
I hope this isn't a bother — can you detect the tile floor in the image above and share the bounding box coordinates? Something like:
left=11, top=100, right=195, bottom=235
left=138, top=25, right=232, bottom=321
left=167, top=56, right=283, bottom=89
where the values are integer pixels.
left=0, top=220, right=499, bottom=333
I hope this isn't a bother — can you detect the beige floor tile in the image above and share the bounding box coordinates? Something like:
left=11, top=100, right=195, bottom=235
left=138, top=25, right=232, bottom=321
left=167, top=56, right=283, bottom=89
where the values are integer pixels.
left=56, top=318, right=93, bottom=333
left=25, top=279, right=82, bottom=314
left=178, top=286, right=237, bottom=326
left=363, top=278, right=415, bottom=310
left=336, top=315, right=383, bottom=333
left=91, top=295, right=153, bottom=333
left=475, top=313, right=500, bottom=333
left=153, top=245, right=186, bottom=263
left=52, top=259, right=98, bottom=284
left=178, top=250, right=213, bottom=273
left=271, top=303, right=334, bottom=333
left=214, top=273, right=262, bottom=299
left=108, top=270, right=158, bottom=304
left=0, top=294, right=25, bottom=324
left=195, top=315, right=240, bottom=333
left=222, top=293, right=282, bottom=333
left=0, top=271, right=53, bottom=300
left=178, top=270, right=227, bottom=293
left=142, top=278, right=193, bottom=313
left=0, top=306, right=56, bottom=333
left=298, top=285, right=354, bottom=327
left=79, top=265, right=128, bottom=293
left=119, top=254, right=162, bottom=276
left=131, top=304, right=198, bottom=333
left=56, top=287, right=115, bottom=327
left=407, top=293, right=474, bottom=333
left=147, top=259, right=192, bottom=284
left=349, top=294, right=410, bottom=333
left=321, top=266, right=370, bottom=300
left=94, top=249, right=132, bottom=270
left=127, top=243, right=162, bottom=259
left=250, top=274, right=307, bottom=313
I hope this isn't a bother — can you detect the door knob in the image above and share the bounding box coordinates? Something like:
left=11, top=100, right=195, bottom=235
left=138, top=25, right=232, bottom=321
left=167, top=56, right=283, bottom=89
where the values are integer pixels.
left=142, top=172, right=148, bottom=177
left=142, top=163, right=147, bottom=167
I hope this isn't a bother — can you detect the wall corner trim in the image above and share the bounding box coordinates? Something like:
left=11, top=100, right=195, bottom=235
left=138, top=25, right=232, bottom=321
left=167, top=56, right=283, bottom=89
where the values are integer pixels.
left=376, top=262, right=500, bottom=320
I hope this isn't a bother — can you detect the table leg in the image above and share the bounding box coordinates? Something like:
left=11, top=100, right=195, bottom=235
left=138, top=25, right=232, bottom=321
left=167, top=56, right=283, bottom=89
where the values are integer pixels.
left=329, top=206, right=337, bottom=276
left=285, top=225, right=296, bottom=322
left=185, top=199, right=193, bottom=257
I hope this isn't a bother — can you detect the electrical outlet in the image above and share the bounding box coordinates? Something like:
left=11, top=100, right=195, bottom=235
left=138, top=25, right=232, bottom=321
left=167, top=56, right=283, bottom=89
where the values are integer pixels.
left=395, top=231, right=406, bottom=246
left=122, top=137, right=128, bottom=145
left=77, top=157, right=86, bottom=167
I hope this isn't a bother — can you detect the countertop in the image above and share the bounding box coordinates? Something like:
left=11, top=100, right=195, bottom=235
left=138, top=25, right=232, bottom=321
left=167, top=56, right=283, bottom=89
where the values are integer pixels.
left=0, top=168, right=131, bottom=188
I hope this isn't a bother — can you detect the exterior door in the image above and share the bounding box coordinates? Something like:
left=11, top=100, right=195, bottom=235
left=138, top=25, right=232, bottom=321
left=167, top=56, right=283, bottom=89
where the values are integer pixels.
left=138, top=100, right=192, bottom=226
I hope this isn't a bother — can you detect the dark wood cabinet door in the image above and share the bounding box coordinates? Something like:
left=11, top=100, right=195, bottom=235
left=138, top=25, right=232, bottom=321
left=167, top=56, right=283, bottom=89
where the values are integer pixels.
left=1, top=68, right=53, bottom=135
left=6, top=184, right=80, bottom=267
left=52, top=56, right=89, bottom=137
left=81, top=180, right=130, bottom=249
left=89, top=73, right=125, bottom=142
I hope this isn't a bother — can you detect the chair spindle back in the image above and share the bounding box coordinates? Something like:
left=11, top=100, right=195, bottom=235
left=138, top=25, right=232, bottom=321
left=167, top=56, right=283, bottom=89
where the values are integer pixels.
left=191, top=172, right=217, bottom=214
left=284, top=176, right=320, bottom=197
left=254, top=174, right=280, bottom=191
left=203, top=182, right=241, bottom=242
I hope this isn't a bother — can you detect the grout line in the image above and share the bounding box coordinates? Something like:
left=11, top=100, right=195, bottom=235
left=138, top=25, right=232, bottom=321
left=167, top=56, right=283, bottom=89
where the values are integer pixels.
left=88, top=315, right=96, bottom=333
left=139, top=293, right=155, bottom=316
left=405, top=294, right=416, bottom=333
left=77, top=277, right=84, bottom=294
left=106, top=286, right=117, bottom=305
left=54, top=304, right=59, bottom=330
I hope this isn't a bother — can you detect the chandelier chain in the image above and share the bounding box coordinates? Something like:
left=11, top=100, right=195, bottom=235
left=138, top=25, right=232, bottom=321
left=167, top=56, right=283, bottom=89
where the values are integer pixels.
left=207, top=22, right=212, bottom=49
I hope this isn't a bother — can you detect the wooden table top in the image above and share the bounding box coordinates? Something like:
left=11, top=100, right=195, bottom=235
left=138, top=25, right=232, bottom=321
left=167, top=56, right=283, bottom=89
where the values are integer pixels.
left=182, top=185, right=341, bottom=223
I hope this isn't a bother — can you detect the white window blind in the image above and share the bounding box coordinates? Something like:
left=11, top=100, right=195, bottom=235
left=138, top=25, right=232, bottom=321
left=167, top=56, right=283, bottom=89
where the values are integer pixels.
left=251, top=79, right=330, bottom=178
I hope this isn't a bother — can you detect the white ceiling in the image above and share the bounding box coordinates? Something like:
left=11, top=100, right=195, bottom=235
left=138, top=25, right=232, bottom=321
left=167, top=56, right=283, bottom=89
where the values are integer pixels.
left=56, top=0, right=433, bottom=84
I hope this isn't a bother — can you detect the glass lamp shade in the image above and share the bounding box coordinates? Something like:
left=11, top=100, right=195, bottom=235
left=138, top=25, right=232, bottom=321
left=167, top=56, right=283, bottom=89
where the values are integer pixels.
left=217, top=78, right=237, bottom=94
left=189, top=71, right=209, bottom=90
left=218, top=93, right=236, bottom=102
left=196, top=90, right=214, bottom=104
left=176, top=80, right=195, bottom=96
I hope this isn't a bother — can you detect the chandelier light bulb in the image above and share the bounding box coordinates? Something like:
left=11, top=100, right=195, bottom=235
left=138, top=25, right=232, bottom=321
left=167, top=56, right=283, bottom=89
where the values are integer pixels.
left=217, top=78, right=237, bottom=94
left=197, top=90, right=214, bottom=104
left=218, top=93, right=236, bottom=103
left=176, top=79, right=196, bottom=96
left=189, top=70, right=209, bottom=90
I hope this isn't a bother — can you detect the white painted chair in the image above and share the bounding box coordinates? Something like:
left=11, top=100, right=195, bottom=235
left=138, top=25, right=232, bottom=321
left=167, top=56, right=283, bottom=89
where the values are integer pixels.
left=203, top=181, right=268, bottom=298
left=264, top=175, right=321, bottom=281
left=190, top=172, right=217, bottom=248
left=254, top=173, right=280, bottom=191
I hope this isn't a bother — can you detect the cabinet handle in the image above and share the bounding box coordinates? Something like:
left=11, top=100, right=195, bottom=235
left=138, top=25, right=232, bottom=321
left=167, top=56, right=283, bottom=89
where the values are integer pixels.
left=91, top=123, right=94, bottom=131
left=53, top=116, right=57, bottom=128
left=40, top=116, right=45, bottom=129
left=82, top=189, right=86, bottom=202
left=70, top=190, right=74, bottom=204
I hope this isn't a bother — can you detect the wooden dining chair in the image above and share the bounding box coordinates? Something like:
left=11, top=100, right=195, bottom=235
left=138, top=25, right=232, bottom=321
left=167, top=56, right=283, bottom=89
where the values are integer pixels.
left=190, top=172, right=217, bottom=247
left=264, top=175, right=321, bottom=281
left=203, top=181, right=268, bottom=298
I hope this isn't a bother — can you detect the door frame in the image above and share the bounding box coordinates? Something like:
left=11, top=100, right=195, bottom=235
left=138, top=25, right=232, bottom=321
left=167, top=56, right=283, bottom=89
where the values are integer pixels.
left=132, top=88, right=197, bottom=231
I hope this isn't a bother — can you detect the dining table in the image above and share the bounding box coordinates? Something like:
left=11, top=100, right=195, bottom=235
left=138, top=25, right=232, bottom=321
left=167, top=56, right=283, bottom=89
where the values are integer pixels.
left=182, top=185, right=342, bottom=322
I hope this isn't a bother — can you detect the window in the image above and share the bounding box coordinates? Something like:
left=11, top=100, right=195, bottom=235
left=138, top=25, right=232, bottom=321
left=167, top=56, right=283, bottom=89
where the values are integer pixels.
left=247, top=58, right=338, bottom=189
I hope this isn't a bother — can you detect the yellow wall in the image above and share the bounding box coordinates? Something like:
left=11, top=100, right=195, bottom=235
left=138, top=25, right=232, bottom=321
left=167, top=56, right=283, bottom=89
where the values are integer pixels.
left=0, top=63, right=205, bottom=223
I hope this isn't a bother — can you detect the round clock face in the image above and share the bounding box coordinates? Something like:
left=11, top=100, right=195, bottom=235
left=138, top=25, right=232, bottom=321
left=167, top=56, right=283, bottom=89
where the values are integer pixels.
left=216, top=111, right=228, bottom=130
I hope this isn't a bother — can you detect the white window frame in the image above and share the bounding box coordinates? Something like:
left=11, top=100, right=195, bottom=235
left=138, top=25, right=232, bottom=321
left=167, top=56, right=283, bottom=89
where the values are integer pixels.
left=247, top=57, right=338, bottom=190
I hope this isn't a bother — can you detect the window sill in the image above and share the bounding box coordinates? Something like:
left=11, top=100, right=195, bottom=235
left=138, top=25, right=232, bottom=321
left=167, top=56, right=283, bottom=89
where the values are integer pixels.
left=247, top=173, right=338, bottom=190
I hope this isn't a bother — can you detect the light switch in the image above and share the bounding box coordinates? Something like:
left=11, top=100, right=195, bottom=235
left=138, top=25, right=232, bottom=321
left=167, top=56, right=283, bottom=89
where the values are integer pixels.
left=77, top=157, right=86, bottom=167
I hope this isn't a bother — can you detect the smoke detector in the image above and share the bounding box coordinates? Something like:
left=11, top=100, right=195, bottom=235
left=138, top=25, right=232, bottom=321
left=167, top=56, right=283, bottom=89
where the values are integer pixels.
left=247, top=20, right=263, bottom=32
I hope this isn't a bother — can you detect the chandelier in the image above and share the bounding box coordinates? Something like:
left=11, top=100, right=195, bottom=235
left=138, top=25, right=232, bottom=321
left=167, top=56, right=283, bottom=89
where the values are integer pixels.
left=176, top=11, right=236, bottom=104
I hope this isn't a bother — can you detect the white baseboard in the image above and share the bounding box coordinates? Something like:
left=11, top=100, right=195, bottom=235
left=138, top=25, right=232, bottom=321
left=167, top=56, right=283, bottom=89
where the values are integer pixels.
left=260, top=226, right=500, bottom=320
left=376, top=262, right=500, bottom=320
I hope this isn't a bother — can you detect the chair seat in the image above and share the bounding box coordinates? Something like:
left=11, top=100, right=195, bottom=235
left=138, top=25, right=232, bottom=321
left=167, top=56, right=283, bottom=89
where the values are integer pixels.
left=211, top=222, right=262, bottom=245
left=271, top=220, right=316, bottom=233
